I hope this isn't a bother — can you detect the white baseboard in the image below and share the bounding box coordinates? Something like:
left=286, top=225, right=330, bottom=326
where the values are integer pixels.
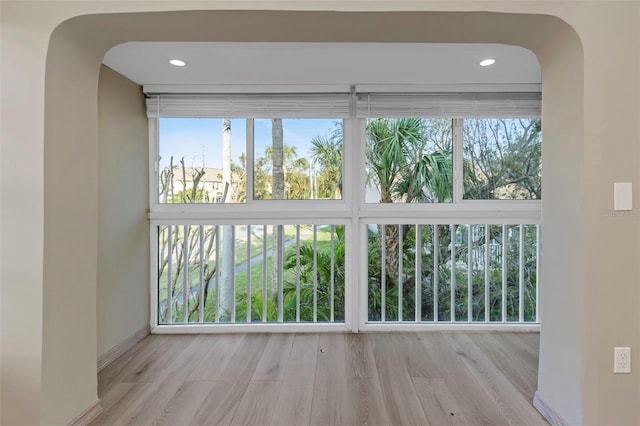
left=533, top=392, right=569, bottom=426
left=68, top=400, right=103, bottom=426
left=97, top=325, right=150, bottom=372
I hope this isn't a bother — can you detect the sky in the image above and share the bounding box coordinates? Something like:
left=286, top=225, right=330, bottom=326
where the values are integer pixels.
left=158, top=118, right=339, bottom=170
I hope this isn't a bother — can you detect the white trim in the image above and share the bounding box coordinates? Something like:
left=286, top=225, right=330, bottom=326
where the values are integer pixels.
left=68, top=400, right=103, bottom=426
left=97, top=325, right=150, bottom=373
left=148, top=90, right=542, bottom=331
left=150, top=200, right=350, bottom=215
left=359, top=221, right=369, bottom=329
left=360, top=323, right=540, bottom=332
left=358, top=212, right=540, bottom=224
left=355, top=83, right=541, bottom=93
left=150, top=224, right=158, bottom=329
left=152, top=323, right=349, bottom=333
left=533, top=392, right=570, bottom=426
left=149, top=216, right=351, bottom=226
left=144, top=84, right=351, bottom=94
left=148, top=118, right=158, bottom=208
left=145, top=83, right=541, bottom=95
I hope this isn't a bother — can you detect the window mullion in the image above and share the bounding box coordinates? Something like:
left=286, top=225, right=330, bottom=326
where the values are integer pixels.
left=453, top=118, right=464, bottom=203
left=149, top=117, right=159, bottom=209
left=246, top=119, right=254, bottom=205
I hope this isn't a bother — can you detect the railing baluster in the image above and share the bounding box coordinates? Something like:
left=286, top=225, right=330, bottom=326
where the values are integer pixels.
left=434, top=225, right=439, bottom=322
left=519, top=224, right=524, bottom=323
left=296, top=225, right=301, bottom=323
left=313, top=225, right=318, bottom=323
left=398, top=224, right=403, bottom=322
left=199, top=225, right=204, bottom=323
left=468, top=224, right=473, bottom=322
left=247, top=225, right=252, bottom=323
left=501, top=224, right=507, bottom=323
left=262, top=225, right=267, bottom=322
left=277, top=225, right=284, bottom=323
left=330, top=225, right=335, bottom=323
left=451, top=224, right=456, bottom=322
left=215, top=225, right=220, bottom=323
left=415, top=224, right=422, bottom=322
left=155, top=221, right=536, bottom=328
left=231, top=226, right=236, bottom=323
left=167, top=225, right=173, bottom=324
left=183, top=225, right=189, bottom=323
left=484, top=224, right=490, bottom=323
left=381, top=224, right=386, bottom=322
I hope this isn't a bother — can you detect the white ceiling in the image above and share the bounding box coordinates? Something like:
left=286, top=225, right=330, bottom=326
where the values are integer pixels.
left=103, top=42, right=541, bottom=88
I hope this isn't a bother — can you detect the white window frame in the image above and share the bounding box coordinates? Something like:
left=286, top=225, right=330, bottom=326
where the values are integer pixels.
left=147, top=86, right=541, bottom=333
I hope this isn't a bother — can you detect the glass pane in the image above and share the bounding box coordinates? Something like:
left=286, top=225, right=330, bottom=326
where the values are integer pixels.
left=471, top=225, right=487, bottom=322
left=253, top=119, right=343, bottom=200
left=158, top=118, right=247, bottom=204
left=463, top=118, right=542, bottom=200
left=506, top=225, right=520, bottom=322
left=420, top=225, right=435, bottom=322
left=158, top=223, right=345, bottom=324
left=365, top=118, right=453, bottom=203
left=489, top=225, right=503, bottom=322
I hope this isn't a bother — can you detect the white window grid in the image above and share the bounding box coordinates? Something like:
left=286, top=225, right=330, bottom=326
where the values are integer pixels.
left=148, top=89, right=541, bottom=332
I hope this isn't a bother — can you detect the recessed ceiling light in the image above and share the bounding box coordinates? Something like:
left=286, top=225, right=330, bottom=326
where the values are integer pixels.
left=479, top=58, right=496, bottom=67
left=169, top=59, right=187, bottom=67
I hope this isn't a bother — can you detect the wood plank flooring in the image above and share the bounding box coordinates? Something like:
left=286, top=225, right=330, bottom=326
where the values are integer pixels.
left=91, top=332, right=547, bottom=425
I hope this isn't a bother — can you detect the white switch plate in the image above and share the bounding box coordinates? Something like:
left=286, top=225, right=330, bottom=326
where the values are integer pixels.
left=614, top=182, right=633, bottom=211
left=614, top=347, right=631, bottom=373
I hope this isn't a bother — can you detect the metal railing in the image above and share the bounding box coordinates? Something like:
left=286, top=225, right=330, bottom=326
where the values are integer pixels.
left=156, top=222, right=539, bottom=328
left=366, top=223, right=539, bottom=324
left=156, top=223, right=345, bottom=325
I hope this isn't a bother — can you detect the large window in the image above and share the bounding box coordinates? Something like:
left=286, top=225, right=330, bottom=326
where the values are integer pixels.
left=365, top=118, right=453, bottom=203
left=253, top=119, right=343, bottom=200
left=463, top=118, right=541, bottom=200
left=158, top=118, right=247, bottom=204
left=148, top=90, right=541, bottom=330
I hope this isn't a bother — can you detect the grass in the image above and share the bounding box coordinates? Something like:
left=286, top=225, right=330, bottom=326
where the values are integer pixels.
left=159, top=225, right=340, bottom=323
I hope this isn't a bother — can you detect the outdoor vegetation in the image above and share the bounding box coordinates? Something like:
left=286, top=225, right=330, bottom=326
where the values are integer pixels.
left=157, top=117, right=540, bottom=324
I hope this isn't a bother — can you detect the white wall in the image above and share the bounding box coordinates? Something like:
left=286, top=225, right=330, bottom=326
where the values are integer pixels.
left=97, top=65, right=149, bottom=358
left=535, top=24, right=585, bottom=425
left=1, top=2, right=639, bottom=425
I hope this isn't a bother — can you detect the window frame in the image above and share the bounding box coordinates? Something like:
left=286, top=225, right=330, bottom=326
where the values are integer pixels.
left=147, top=87, right=542, bottom=332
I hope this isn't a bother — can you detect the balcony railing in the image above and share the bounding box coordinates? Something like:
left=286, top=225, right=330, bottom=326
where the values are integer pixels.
left=155, top=222, right=538, bottom=328
left=366, top=223, right=539, bottom=324
left=156, top=223, right=345, bottom=325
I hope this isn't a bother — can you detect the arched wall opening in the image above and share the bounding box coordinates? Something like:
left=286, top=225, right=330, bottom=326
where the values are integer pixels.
left=43, top=10, right=585, bottom=424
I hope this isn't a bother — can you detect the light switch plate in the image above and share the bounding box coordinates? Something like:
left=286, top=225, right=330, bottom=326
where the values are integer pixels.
left=614, top=182, right=633, bottom=211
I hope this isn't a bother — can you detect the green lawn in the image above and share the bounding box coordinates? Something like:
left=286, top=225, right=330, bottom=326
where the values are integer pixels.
left=159, top=225, right=340, bottom=323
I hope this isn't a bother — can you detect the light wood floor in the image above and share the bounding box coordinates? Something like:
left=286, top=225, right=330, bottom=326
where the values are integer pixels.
left=92, top=332, right=547, bottom=425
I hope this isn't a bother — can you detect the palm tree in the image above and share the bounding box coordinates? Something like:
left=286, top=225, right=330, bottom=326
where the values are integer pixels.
left=220, top=119, right=234, bottom=320
left=271, top=119, right=285, bottom=318
left=310, top=126, right=343, bottom=199
left=365, top=118, right=453, bottom=293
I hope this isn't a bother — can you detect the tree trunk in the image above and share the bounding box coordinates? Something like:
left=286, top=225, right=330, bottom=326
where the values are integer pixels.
left=220, top=119, right=234, bottom=321
left=378, top=191, right=400, bottom=289
left=271, top=119, right=285, bottom=315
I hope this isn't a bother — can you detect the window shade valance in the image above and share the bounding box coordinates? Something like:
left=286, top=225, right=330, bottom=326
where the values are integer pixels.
left=355, top=92, right=541, bottom=118
left=146, top=93, right=352, bottom=118
left=146, top=91, right=541, bottom=119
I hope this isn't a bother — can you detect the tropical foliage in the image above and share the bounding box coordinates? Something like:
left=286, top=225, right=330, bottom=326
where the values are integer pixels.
left=157, top=116, right=541, bottom=324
